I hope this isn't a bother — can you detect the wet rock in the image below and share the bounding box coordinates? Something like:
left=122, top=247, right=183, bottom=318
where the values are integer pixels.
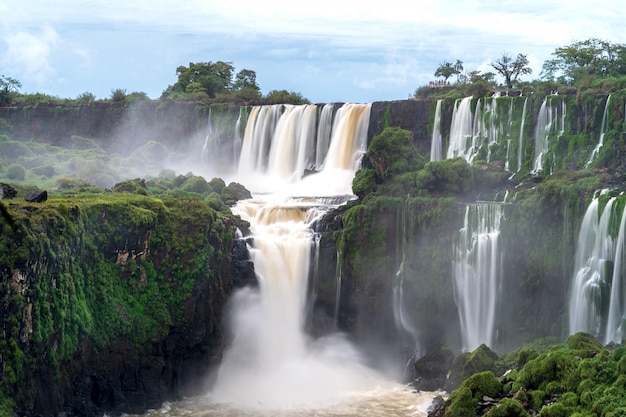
left=411, top=346, right=455, bottom=391
left=25, top=190, right=48, bottom=202
left=1, top=183, right=17, bottom=199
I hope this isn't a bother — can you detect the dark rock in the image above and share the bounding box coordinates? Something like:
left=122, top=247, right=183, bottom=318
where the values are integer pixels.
left=411, top=346, right=455, bottom=391
left=427, top=395, right=446, bottom=417
left=25, top=190, right=47, bottom=203
left=231, top=237, right=257, bottom=288
left=1, top=183, right=17, bottom=199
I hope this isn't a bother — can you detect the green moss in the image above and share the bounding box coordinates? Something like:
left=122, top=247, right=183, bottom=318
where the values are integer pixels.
left=484, top=398, right=530, bottom=417
left=461, top=370, right=502, bottom=399
left=445, top=386, right=477, bottom=417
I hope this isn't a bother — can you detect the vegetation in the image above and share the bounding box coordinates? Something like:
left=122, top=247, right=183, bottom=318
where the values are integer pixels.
left=442, top=333, right=626, bottom=417
left=415, top=37, right=626, bottom=99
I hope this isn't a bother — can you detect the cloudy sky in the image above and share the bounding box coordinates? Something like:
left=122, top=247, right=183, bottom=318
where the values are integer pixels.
left=1, top=0, right=624, bottom=103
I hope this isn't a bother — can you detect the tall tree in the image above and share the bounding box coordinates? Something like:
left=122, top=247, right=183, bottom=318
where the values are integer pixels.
left=434, top=60, right=462, bottom=84
left=166, top=61, right=235, bottom=98
left=541, top=38, right=626, bottom=84
left=0, top=75, right=21, bottom=105
left=491, top=52, right=532, bottom=89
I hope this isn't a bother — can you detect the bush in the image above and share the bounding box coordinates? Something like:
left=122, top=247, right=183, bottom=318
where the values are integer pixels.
left=484, top=398, right=530, bottom=417
left=6, top=164, right=25, bottom=181
left=179, top=176, right=212, bottom=195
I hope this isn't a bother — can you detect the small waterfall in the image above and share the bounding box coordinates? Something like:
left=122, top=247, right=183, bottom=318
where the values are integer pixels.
left=606, top=205, right=626, bottom=344
left=334, top=249, right=343, bottom=327
left=517, top=97, right=528, bottom=172
left=569, top=191, right=626, bottom=344
left=315, top=103, right=335, bottom=169
left=532, top=96, right=565, bottom=175
left=586, top=95, right=612, bottom=168
left=392, top=199, right=420, bottom=353
left=430, top=99, right=443, bottom=161
left=453, top=203, right=504, bottom=351
left=447, top=96, right=475, bottom=161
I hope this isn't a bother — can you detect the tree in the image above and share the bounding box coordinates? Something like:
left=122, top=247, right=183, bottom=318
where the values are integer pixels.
left=232, top=69, right=262, bottom=102
left=264, top=90, right=310, bottom=105
left=491, top=52, right=532, bottom=89
left=0, top=75, right=22, bottom=105
left=434, top=60, right=462, bottom=84
left=541, top=38, right=626, bottom=84
left=166, top=61, right=235, bottom=99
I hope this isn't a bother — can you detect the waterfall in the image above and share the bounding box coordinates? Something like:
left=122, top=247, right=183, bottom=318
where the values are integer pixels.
left=586, top=95, right=612, bottom=168
left=430, top=99, right=443, bottom=161
left=211, top=103, right=385, bottom=409
left=315, top=103, right=335, bottom=169
left=517, top=97, right=528, bottom=172
left=334, top=249, right=343, bottom=327
left=532, top=96, right=565, bottom=175
left=453, top=203, right=504, bottom=351
left=447, top=96, right=475, bottom=161
left=569, top=191, right=626, bottom=344
left=392, top=199, right=420, bottom=354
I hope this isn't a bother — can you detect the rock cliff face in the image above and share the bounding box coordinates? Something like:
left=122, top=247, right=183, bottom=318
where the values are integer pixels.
left=0, top=196, right=238, bottom=416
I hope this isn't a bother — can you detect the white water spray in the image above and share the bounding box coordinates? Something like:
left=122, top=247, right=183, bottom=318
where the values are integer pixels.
left=210, top=103, right=406, bottom=410
left=430, top=99, right=443, bottom=161
left=585, top=95, right=612, bottom=168
left=453, top=203, right=504, bottom=351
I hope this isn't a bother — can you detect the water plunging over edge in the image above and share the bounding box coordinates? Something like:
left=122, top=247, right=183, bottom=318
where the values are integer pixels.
left=452, top=203, right=504, bottom=352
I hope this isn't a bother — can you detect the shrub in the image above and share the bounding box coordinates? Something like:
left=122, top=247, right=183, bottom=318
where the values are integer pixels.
left=6, top=164, right=25, bottom=181
left=484, top=398, right=530, bottom=417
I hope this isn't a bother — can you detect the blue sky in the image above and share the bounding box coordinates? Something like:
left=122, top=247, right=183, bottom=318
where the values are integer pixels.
left=1, top=0, right=624, bottom=103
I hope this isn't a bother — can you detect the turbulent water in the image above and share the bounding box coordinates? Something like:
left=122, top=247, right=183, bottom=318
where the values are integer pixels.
left=131, top=103, right=443, bottom=416
left=128, top=387, right=442, bottom=417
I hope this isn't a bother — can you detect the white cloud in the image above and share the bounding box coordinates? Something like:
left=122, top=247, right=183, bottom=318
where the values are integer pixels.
left=2, top=25, right=60, bottom=84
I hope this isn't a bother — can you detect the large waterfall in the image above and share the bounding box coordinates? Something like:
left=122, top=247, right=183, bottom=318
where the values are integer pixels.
left=452, top=203, right=504, bottom=351
left=204, top=103, right=438, bottom=414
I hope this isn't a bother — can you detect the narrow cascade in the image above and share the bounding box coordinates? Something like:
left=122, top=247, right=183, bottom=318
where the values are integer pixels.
left=430, top=99, right=443, bottom=161
left=585, top=95, right=612, bottom=168
left=452, top=203, right=504, bottom=352
left=569, top=191, right=626, bottom=344
left=606, top=204, right=626, bottom=344
left=447, top=96, right=475, bottom=161
left=211, top=103, right=392, bottom=410
left=532, top=96, right=566, bottom=175
left=516, top=97, right=528, bottom=173
left=315, top=103, right=335, bottom=169
left=334, top=249, right=343, bottom=326
left=393, top=199, right=421, bottom=365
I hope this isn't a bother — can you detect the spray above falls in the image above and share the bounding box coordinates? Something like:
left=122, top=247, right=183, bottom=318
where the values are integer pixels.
left=209, top=103, right=405, bottom=410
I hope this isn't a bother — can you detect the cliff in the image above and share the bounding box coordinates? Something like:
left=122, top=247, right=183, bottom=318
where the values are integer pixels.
left=0, top=193, right=238, bottom=416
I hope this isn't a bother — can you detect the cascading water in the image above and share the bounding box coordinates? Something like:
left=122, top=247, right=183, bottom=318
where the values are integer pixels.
left=430, top=99, right=443, bottom=161
left=569, top=191, right=626, bottom=344
left=532, top=96, right=566, bottom=175
left=316, top=103, right=335, bottom=169
left=393, top=199, right=422, bottom=377
left=585, top=95, right=612, bottom=168
left=516, top=97, right=528, bottom=173
left=447, top=96, right=475, bottom=161
left=452, top=203, right=504, bottom=352
left=204, top=102, right=439, bottom=415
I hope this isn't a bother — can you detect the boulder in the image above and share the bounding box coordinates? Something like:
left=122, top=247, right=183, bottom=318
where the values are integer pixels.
left=411, top=346, right=455, bottom=391
left=25, top=190, right=48, bottom=203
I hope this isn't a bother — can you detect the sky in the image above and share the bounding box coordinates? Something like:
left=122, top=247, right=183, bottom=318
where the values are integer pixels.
left=1, top=0, right=624, bottom=104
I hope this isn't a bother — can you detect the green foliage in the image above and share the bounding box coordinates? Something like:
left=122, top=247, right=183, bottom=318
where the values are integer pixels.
left=179, top=175, right=213, bottom=195
left=461, top=370, right=502, bottom=399
left=352, top=168, right=377, bottom=198
left=0, top=140, right=34, bottom=159
left=485, top=398, right=530, bottom=417
left=6, top=164, right=26, bottom=181
left=264, top=89, right=310, bottom=104
left=110, top=88, right=127, bottom=103
left=366, top=127, right=423, bottom=180
left=445, top=386, right=477, bottom=417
